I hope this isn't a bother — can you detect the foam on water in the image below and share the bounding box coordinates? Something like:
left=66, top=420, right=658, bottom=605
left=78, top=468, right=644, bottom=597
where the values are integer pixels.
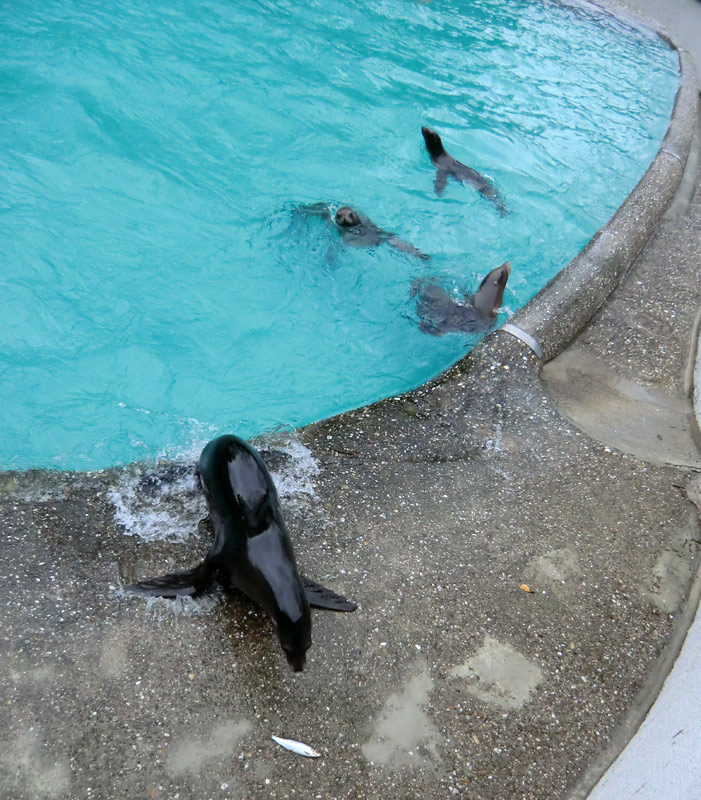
left=107, top=464, right=204, bottom=541
left=0, top=0, right=679, bottom=470
left=264, top=440, right=321, bottom=500
left=116, top=586, right=224, bottom=617
left=108, top=434, right=320, bottom=539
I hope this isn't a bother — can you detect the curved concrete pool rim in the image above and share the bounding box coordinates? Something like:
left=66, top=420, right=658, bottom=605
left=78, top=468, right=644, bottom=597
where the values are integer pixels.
left=298, top=7, right=699, bottom=795
left=301, top=18, right=698, bottom=432
left=1, top=6, right=699, bottom=800
left=497, top=44, right=698, bottom=365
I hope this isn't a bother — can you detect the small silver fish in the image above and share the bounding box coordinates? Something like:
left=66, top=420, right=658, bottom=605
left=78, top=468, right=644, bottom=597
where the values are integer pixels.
left=271, top=735, right=321, bottom=758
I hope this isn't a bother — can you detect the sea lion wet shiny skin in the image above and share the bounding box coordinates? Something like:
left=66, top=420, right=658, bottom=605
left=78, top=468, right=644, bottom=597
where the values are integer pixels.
left=127, top=434, right=356, bottom=672
left=293, top=201, right=430, bottom=260
left=413, top=261, right=511, bottom=336
left=421, top=126, right=507, bottom=216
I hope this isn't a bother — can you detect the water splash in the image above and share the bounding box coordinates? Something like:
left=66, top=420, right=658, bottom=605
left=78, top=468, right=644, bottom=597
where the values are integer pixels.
left=107, top=463, right=205, bottom=541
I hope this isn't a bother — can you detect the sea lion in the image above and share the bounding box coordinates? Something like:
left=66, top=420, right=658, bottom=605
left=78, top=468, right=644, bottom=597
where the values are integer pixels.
left=295, top=202, right=430, bottom=260
left=412, top=260, right=511, bottom=335
left=421, top=126, right=507, bottom=216
left=127, top=434, right=356, bottom=672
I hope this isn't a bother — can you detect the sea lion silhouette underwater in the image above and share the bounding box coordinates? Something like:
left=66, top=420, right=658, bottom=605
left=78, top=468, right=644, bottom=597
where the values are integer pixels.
left=421, top=126, right=507, bottom=217
left=127, top=434, right=356, bottom=672
left=412, top=260, right=511, bottom=335
left=293, top=202, right=430, bottom=260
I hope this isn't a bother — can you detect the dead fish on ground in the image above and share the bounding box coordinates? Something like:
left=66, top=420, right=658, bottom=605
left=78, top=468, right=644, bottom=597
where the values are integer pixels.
left=271, top=735, right=321, bottom=758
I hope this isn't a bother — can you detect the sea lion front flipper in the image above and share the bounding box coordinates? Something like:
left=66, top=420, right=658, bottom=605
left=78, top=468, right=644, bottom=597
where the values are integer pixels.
left=126, top=560, right=214, bottom=598
left=434, top=170, right=448, bottom=196
left=418, top=319, right=441, bottom=336
left=387, top=236, right=430, bottom=261
left=294, top=201, right=333, bottom=220
left=301, top=575, right=357, bottom=612
left=480, top=185, right=508, bottom=217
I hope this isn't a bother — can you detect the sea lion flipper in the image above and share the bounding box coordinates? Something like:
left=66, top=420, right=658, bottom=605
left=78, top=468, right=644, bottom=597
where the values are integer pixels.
left=126, top=560, right=213, bottom=598
left=434, top=170, right=448, bottom=196
left=301, top=575, right=357, bottom=612
left=295, top=201, right=332, bottom=220
left=479, top=185, right=508, bottom=217
left=387, top=236, right=430, bottom=261
left=418, top=319, right=441, bottom=336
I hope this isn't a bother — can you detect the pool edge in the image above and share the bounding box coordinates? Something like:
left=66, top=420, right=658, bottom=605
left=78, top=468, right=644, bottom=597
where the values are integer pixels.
left=300, top=22, right=698, bottom=430
left=494, top=42, right=698, bottom=365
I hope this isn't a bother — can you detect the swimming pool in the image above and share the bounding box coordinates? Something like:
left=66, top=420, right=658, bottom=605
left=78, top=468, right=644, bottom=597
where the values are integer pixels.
left=0, top=0, right=679, bottom=470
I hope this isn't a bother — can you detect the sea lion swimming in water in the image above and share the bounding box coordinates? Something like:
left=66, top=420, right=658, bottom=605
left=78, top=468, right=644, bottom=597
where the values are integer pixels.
left=127, top=434, right=356, bottom=672
left=295, top=202, right=430, bottom=260
left=412, top=261, right=511, bottom=335
left=421, top=127, right=507, bottom=217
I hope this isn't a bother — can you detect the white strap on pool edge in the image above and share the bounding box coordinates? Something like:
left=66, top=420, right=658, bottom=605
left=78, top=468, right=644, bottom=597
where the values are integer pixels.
left=661, top=147, right=683, bottom=166
left=499, top=322, right=544, bottom=359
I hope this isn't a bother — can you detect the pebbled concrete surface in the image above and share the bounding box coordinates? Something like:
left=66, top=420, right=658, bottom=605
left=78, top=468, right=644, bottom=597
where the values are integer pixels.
left=588, top=600, right=701, bottom=800
left=549, top=1, right=701, bottom=798
left=1, top=330, right=699, bottom=800
left=1, top=3, right=701, bottom=800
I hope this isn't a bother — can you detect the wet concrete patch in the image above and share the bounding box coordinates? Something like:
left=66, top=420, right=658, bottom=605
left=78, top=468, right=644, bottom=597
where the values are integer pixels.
left=640, top=508, right=701, bottom=613
left=166, top=718, right=252, bottom=777
left=1, top=730, right=71, bottom=799
left=361, top=662, right=441, bottom=768
left=450, top=635, right=543, bottom=710
left=525, top=547, right=581, bottom=590
left=99, top=626, right=133, bottom=679
left=542, top=347, right=701, bottom=469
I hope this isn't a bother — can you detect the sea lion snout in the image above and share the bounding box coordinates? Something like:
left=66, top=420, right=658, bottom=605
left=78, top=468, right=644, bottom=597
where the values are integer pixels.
left=472, top=260, right=511, bottom=316
left=421, top=126, right=444, bottom=157
left=285, top=649, right=307, bottom=672
left=281, top=635, right=311, bottom=672
left=335, top=206, right=362, bottom=228
left=276, top=606, right=312, bottom=672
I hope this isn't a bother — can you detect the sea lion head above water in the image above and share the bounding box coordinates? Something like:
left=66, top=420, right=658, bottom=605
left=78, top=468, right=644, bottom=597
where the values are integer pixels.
left=471, top=260, right=511, bottom=315
left=335, top=205, right=362, bottom=227
left=421, top=126, right=445, bottom=159
left=412, top=261, right=512, bottom=336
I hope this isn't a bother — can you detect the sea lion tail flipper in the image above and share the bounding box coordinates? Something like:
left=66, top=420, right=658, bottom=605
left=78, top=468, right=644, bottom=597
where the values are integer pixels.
left=434, top=170, right=448, bottom=196
left=301, top=575, right=357, bottom=612
left=126, top=560, right=213, bottom=598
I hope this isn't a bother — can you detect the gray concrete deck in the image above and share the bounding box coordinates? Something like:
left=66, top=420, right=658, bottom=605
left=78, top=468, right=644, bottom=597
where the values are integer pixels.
left=1, top=3, right=700, bottom=800
left=572, top=2, right=701, bottom=798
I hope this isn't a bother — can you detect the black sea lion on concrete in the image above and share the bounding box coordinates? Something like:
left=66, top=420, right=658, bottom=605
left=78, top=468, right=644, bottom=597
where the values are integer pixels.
left=295, top=202, right=430, bottom=260
left=421, top=126, right=507, bottom=216
left=127, top=434, right=356, bottom=672
left=412, top=261, right=511, bottom=335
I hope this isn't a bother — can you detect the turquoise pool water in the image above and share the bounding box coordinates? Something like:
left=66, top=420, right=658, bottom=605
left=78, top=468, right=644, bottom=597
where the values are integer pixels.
left=0, top=0, right=678, bottom=471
